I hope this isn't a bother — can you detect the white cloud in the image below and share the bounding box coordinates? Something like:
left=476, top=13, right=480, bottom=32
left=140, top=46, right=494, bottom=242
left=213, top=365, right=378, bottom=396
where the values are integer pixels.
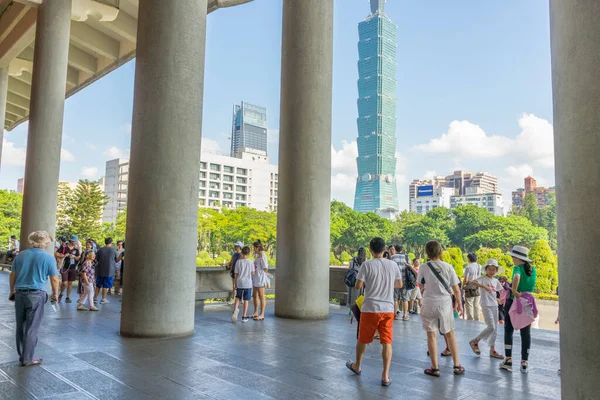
left=61, top=148, right=75, bottom=162
left=395, top=152, right=408, bottom=185
left=514, top=113, right=554, bottom=168
left=1, top=139, right=26, bottom=166
left=423, top=170, right=437, bottom=179
left=331, top=173, right=356, bottom=205
left=103, top=146, right=129, bottom=160
left=201, top=138, right=221, bottom=153
left=505, top=164, right=534, bottom=180
left=81, top=167, right=99, bottom=180
left=413, top=114, right=556, bottom=169
left=414, top=120, right=513, bottom=158
left=331, top=140, right=358, bottom=175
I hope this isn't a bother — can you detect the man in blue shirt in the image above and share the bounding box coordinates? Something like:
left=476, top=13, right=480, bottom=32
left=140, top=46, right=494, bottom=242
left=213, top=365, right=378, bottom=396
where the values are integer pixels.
left=9, top=231, right=59, bottom=366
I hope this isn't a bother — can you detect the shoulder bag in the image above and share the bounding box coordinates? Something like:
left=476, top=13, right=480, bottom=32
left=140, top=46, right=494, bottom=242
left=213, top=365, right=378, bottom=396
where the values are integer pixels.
left=426, top=262, right=452, bottom=295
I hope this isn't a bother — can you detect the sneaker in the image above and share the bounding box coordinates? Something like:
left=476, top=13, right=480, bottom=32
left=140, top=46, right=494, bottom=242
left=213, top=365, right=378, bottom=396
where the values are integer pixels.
left=521, top=362, right=528, bottom=374
left=76, top=304, right=87, bottom=311
left=231, top=308, right=239, bottom=323
left=65, top=297, right=72, bottom=303
left=469, top=339, right=481, bottom=355
left=242, top=317, right=249, bottom=323
left=499, top=359, right=513, bottom=372
left=99, top=299, right=110, bottom=304
left=58, top=294, right=63, bottom=303
left=490, top=351, right=504, bottom=359
left=90, top=306, right=99, bottom=311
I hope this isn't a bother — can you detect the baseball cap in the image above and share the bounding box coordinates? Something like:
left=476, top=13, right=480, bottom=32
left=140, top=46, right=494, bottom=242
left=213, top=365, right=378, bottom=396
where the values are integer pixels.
left=234, top=241, right=243, bottom=247
left=69, top=234, right=79, bottom=242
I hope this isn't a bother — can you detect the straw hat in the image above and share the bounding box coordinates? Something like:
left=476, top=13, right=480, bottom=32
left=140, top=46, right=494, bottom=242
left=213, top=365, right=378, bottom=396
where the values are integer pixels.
left=28, top=231, right=52, bottom=248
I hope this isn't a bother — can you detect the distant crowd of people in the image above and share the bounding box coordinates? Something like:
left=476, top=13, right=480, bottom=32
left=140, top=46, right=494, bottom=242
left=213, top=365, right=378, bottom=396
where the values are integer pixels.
left=345, top=238, right=538, bottom=385
left=8, top=231, right=125, bottom=366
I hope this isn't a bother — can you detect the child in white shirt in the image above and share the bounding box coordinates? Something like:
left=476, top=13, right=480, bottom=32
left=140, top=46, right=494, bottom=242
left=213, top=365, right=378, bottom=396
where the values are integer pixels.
left=232, top=247, right=255, bottom=323
left=468, top=259, right=504, bottom=359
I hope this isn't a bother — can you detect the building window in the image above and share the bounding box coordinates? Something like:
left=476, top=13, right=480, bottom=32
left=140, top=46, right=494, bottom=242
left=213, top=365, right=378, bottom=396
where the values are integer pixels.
left=237, top=168, right=247, bottom=175
left=236, top=185, right=246, bottom=193
left=223, top=183, right=233, bottom=191
left=199, top=180, right=206, bottom=188
left=209, top=173, right=220, bottom=180
left=209, top=182, right=220, bottom=189
left=236, top=202, right=246, bottom=207
left=223, top=201, right=233, bottom=208
left=236, top=194, right=246, bottom=201
left=210, top=163, right=221, bottom=171
left=199, top=199, right=205, bottom=205
left=223, top=175, right=233, bottom=182
left=200, top=171, right=206, bottom=179
left=223, top=192, right=233, bottom=199
left=236, top=177, right=247, bottom=184
left=199, top=189, right=206, bottom=196
left=224, top=166, right=234, bottom=173
left=209, top=191, right=220, bottom=198
left=200, top=162, right=207, bottom=169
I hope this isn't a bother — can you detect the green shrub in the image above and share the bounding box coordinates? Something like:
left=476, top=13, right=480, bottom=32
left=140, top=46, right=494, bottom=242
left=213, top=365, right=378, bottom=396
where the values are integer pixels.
left=475, top=248, right=514, bottom=279
left=534, top=293, right=558, bottom=301
left=330, top=252, right=342, bottom=266
left=340, top=251, right=352, bottom=263
left=443, top=247, right=464, bottom=277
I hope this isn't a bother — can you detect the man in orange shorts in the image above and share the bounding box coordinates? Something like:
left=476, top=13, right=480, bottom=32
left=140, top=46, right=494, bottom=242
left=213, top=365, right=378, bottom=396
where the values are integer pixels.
left=346, top=237, right=403, bottom=386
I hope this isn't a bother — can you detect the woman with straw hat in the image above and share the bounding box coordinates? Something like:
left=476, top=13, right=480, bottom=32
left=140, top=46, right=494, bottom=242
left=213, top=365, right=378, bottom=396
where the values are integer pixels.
left=467, top=259, right=505, bottom=359
left=500, top=246, right=537, bottom=373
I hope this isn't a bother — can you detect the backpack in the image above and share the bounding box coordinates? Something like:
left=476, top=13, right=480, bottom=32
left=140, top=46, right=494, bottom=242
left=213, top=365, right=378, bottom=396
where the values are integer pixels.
left=344, top=259, right=359, bottom=287
left=403, top=264, right=416, bottom=290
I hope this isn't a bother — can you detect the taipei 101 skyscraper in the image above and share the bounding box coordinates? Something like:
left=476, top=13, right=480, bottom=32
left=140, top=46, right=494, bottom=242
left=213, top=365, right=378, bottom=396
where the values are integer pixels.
left=353, top=0, right=399, bottom=213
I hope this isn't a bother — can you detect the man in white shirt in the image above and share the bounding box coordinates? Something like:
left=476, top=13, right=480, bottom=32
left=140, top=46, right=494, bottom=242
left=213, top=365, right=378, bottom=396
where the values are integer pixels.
left=346, top=237, right=402, bottom=387
left=463, top=253, right=482, bottom=321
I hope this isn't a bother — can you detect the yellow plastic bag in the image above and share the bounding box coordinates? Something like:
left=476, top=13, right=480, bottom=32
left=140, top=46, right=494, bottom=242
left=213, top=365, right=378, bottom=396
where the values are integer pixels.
left=355, top=294, right=364, bottom=310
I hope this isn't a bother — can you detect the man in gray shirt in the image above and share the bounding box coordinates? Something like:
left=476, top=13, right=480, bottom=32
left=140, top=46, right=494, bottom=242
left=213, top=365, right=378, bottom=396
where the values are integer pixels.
left=94, top=238, right=122, bottom=305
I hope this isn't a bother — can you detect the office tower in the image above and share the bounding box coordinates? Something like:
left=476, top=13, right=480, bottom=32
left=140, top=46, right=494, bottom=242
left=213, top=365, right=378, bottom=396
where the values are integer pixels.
left=230, top=101, right=268, bottom=159
left=354, top=0, right=399, bottom=213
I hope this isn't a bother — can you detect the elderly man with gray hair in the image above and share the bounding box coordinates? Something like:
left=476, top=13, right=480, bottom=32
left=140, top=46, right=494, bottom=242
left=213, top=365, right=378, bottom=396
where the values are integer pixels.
left=8, top=231, right=59, bottom=366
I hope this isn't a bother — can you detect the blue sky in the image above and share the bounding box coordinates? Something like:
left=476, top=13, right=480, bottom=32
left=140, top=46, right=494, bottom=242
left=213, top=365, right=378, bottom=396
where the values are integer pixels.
left=1, top=0, right=554, bottom=211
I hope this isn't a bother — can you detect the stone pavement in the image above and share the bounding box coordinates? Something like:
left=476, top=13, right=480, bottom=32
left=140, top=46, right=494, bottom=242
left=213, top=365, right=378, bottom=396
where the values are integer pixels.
left=0, top=272, right=561, bottom=399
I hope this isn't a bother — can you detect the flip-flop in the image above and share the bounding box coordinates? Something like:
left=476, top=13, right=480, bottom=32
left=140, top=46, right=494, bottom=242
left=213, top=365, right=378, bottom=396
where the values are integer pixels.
left=22, top=359, right=43, bottom=367
left=253, top=317, right=264, bottom=321
left=402, top=316, right=409, bottom=321
left=381, top=379, right=391, bottom=386
left=346, top=360, right=361, bottom=375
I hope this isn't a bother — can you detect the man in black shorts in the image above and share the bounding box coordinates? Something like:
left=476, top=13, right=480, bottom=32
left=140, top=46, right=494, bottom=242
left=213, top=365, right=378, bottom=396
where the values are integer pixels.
left=55, top=235, right=80, bottom=303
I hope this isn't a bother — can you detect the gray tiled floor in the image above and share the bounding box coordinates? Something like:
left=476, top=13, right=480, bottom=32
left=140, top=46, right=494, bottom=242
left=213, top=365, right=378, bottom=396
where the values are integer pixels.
left=0, top=272, right=561, bottom=399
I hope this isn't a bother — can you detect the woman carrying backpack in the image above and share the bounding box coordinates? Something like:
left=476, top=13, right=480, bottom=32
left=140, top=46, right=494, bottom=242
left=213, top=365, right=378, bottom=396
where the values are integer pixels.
left=347, top=247, right=366, bottom=309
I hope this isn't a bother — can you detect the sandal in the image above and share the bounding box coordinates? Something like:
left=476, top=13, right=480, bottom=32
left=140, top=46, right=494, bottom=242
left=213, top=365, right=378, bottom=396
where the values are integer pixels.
left=253, top=316, right=264, bottom=321
left=469, top=339, right=481, bottom=355
left=441, top=349, right=452, bottom=357
left=490, top=351, right=504, bottom=359
left=453, top=365, right=465, bottom=375
left=424, top=368, right=440, bottom=377
left=346, top=360, right=361, bottom=375
left=394, top=315, right=400, bottom=320
left=402, top=316, right=409, bottom=321
left=249, top=314, right=258, bottom=319
left=22, top=359, right=43, bottom=367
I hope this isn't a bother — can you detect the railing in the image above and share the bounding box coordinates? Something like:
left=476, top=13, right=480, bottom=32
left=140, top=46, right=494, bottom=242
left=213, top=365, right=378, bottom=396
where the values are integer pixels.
left=195, top=266, right=350, bottom=304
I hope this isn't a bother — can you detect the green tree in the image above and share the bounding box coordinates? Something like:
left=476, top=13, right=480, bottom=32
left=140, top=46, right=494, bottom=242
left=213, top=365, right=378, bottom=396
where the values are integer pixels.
left=442, top=247, right=465, bottom=277
left=528, top=240, right=558, bottom=294
left=64, top=180, right=108, bottom=241
left=0, top=190, right=22, bottom=247
left=329, top=251, right=342, bottom=266
left=340, top=251, right=351, bottom=264
left=404, top=218, right=450, bottom=257
left=56, top=182, right=75, bottom=238
left=450, top=205, right=494, bottom=250
left=390, top=210, right=423, bottom=245
left=523, top=193, right=539, bottom=227
left=464, top=215, right=548, bottom=251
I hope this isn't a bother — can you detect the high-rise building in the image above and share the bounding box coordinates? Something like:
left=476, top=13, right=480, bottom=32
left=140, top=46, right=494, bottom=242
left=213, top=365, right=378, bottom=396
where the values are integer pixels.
left=102, top=152, right=278, bottom=224
left=16, top=178, right=24, bottom=194
left=409, top=176, right=447, bottom=199
left=512, top=176, right=555, bottom=209
left=230, top=101, right=268, bottom=159
left=445, top=170, right=498, bottom=196
left=353, top=0, right=399, bottom=213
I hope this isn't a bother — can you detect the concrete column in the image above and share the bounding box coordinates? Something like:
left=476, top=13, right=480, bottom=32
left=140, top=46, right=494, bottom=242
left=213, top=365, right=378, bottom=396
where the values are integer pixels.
left=120, top=0, right=207, bottom=338
left=0, top=67, right=8, bottom=171
left=19, top=0, right=72, bottom=253
left=275, top=0, right=334, bottom=319
left=550, top=1, right=600, bottom=397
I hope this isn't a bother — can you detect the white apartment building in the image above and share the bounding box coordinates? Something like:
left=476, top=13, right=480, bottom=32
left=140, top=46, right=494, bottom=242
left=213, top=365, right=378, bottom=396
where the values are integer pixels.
left=102, top=152, right=278, bottom=223
left=450, top=190, right=505, bottom=216
left=409, top=187, right=454, bottom=215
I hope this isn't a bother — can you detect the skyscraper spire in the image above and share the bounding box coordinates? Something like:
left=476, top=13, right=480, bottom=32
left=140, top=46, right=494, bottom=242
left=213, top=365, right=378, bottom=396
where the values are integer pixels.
left=370, top=0, right=386, bottom=15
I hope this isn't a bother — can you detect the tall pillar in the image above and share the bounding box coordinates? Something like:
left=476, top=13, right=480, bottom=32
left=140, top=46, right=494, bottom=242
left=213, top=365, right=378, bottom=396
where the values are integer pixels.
left=19, top=0, right=72, bottom=252
left=550, top=1, right=600, bottom=397
left=275, top=0, right=333, bottom=319
left=120, top=0, right=207, bottom=338
left=0, top=67, right=8, bottom=171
